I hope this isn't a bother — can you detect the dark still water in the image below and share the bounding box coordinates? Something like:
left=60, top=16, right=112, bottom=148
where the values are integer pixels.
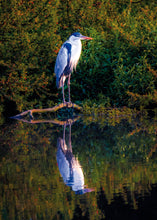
left=0, top=115, right=157, bottom=220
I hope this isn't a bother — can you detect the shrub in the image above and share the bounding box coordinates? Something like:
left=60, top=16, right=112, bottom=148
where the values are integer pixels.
left=0, top=0, right=157, bottom=113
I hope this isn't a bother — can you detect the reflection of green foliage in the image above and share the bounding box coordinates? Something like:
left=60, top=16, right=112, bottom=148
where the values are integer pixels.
left=0, top=115, right=157, bottom=219
left=1, top=0, right=157, bottom=115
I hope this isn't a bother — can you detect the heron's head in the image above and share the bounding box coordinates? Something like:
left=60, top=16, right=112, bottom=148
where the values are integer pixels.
left=69, top=32, right=93, bottom=41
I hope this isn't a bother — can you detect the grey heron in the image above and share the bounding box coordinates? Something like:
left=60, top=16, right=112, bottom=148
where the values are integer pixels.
left=54, top=32, right=93, bottom=103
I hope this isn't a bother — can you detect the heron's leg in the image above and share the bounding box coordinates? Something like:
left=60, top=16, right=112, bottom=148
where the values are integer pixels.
left=62, top=78, right=65, bottom=103
left=69, top=123, right=72, bottom=151
left=63, top=123, right=66, bottom=147
left=62, top=86, right=65, bottom=103
left=68, top=74, right=71, bottom=103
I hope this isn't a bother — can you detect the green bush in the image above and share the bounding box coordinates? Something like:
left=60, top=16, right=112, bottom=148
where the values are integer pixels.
left=0, top=0, right=157, bottom=114
left=0, top=0, right=61, bottom=111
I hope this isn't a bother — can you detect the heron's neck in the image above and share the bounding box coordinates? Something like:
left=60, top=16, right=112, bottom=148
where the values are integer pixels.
left=69, top=38, right=81, bottom=46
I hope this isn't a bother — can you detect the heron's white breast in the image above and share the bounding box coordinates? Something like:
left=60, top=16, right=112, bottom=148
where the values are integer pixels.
left=70, top=40, right=82, bottom=70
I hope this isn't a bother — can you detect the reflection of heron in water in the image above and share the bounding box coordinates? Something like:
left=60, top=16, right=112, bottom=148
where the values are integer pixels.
left=57, top=123, right=94, bottom=194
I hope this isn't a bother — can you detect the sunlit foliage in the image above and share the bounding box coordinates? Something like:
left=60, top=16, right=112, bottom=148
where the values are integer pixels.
left=0, top=0, right=157, bottom=114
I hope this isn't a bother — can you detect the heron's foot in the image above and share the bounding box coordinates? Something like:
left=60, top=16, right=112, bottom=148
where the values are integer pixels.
left=68, top=100, right=72, bottom=104
left=63, top=101, right=69, bottom=106
left=62, top=101, right=73, bottom=107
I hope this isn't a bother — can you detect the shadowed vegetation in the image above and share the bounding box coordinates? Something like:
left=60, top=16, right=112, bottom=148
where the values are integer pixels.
left=0, top=115, right=157, bottom=219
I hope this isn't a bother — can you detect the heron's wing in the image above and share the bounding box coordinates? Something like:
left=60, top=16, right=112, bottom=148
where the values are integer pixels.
left=54, top=42, right=72, bottom=88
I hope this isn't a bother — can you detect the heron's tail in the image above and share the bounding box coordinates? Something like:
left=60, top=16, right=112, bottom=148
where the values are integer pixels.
left=56, top=77, right=60, bottom=88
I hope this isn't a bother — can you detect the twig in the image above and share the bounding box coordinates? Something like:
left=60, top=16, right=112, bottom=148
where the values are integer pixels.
left=11, top=116, right=81, bottom=125
left=10, top=102, right=82, bottom=119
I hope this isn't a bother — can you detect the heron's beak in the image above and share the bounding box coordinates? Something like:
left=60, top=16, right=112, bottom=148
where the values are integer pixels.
left=81, top=35, right=93, bottom=40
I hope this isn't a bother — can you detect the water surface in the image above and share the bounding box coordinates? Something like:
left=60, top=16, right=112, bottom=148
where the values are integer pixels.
left=0, top=115, right=157, bottom=219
